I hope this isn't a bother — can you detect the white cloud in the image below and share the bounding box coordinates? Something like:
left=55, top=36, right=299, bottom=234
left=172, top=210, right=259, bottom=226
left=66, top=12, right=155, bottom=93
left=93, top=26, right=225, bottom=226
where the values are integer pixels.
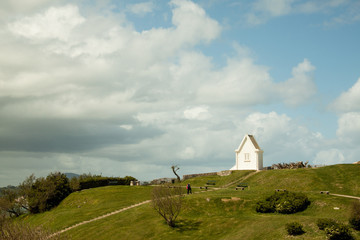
left=247, top=0, right=293, bottom=25
left=178, top=147, right=196, bottom=159
left=126, top=2, right=154, bottom=15
left=298, top=0, right=347, bottom=13
left=119, top=125, right=133, bottom=130
left=170, top=0, right=221, bottom=44
left=240, top=111, right=324, bottom=165
left=0, top=0, right=57, bottom=21
left=242, top=111, right=322, bottom=145
left=135, top=110, right=326, bottom=169
left=254, top=0, right=293, bottom=17
left=246, top=0, right=352, bottom=25
left=331, top=78, right=360, bottom=112
left=330, top=78, right=360, bottom=164
left=329, top=78, right=360, bottom=162
left=0, top=0, right=54, bottom=12
left=8, top=4, right=85, bottom=41
left=313, top=148, right=345, bottom=165
left=183, top=106, right=211, bottom=120
left=197, top=58, right=273, bottom=105
left=278, top=59, right=316, bottom=106
left=336, top=112, right=360, bottom=144
left=197, top=58, right=316, bottom=106
left=7, top=1, right=220, bottom=62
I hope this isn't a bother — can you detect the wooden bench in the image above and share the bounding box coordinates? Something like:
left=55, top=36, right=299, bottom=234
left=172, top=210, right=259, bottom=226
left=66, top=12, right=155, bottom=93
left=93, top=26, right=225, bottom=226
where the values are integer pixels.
left=275, top=189, right=287, bottom=192
left=320, top=191, right=329, bottom=194
left=200, top=186, right=208, bottom=190
left=235, top=183, right=248, bottom=190
left=206, top=180, right=216, bottom=185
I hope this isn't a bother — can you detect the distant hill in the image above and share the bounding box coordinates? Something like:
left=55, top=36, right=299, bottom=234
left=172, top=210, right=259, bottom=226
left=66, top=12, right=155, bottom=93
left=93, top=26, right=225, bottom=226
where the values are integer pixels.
left=64, top=173, right=80, bottom=179
left=0, top=185, right=17, bottom=196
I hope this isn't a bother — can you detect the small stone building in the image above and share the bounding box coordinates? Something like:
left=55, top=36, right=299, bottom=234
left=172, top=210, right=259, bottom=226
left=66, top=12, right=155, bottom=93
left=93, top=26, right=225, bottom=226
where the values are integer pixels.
left=230, top=134, right=264, bottom=170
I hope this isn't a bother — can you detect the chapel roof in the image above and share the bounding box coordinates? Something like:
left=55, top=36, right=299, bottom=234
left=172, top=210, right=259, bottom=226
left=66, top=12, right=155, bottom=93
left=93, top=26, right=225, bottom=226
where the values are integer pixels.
left=248, top=134, right=260, bottom=150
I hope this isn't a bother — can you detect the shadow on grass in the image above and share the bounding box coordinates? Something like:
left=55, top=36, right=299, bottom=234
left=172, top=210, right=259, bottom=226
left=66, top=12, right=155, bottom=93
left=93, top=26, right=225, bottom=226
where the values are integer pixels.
left=173, top=219, right=201, bottom=232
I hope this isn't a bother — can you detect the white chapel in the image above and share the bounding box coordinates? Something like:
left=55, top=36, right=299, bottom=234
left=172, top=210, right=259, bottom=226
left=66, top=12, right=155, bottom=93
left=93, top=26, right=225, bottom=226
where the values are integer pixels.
left=230, top=134, right=264, bottom=171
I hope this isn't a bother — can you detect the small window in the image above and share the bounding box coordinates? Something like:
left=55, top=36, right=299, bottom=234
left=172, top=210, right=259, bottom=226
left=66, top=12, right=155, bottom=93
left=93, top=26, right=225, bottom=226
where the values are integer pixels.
left=244, top=153, right=250, bottom=162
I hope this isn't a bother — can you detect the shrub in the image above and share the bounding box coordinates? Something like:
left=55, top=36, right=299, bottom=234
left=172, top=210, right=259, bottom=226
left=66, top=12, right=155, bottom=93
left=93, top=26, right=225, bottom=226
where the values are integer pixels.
left=255, top=200, right=274, bottom=213
left=349, top=200, right=360, bottom=231
left=0, top=216, right=64, bottom=240
left=28, top=172, right=71, bottom=213
left=255, top=191, right=310, bottom=214
left=317, top=219, right=354, bottom=240
left=325, top=223, right=354, bottom=240
left=317, top=218, right=338, bottom=230
left=285, top=222, right=305, bottom=236
left=77, top=174, right=137, bottom=190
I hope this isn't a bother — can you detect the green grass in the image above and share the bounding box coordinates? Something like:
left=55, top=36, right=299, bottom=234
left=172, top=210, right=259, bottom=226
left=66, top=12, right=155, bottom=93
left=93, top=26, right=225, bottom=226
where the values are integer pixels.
left=19, top=185, right=152, bottom=231
left=245, top=164, right=360, bottom=196
left=182, top=170, right=255, bottom=187
left=19, top=164, right=360, bottom=239
left=64, top=190, right=359, bottom=240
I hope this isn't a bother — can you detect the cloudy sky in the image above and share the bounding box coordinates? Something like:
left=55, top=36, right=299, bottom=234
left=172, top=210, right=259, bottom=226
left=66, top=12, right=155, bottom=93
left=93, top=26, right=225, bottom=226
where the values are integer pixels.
left=1, top=0, right=360, bottom=186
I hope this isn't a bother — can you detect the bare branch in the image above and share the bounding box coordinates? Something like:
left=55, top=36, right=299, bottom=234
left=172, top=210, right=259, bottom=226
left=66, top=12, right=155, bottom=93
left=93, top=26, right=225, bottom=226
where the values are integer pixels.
left=152, top=184, right=183, bottom=227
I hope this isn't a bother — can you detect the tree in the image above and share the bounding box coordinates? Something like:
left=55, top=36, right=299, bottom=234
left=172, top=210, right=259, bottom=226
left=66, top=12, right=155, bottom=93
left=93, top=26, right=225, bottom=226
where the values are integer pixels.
left=0, top=188, right=23, bottom=217
left=152, top=184, right=183, bottom=227
left=19, top=174, right=35, bottom=199
left=171, top=165, right=181, bottom=182
left=0, top=176, right=35, bottom=218
left=69, top=177, right=80, bottom=192
left=28, top=172, right=71, bottom=213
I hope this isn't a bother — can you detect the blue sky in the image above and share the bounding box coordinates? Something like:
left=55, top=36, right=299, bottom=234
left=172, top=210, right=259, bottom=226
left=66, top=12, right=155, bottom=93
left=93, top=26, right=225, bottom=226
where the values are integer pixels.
left=0, top=0, right=360, bottom=186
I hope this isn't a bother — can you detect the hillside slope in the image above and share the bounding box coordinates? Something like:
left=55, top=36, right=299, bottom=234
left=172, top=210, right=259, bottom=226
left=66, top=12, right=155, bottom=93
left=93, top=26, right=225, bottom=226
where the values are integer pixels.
left=244, top=164, right=360, bottom=196
left=21, top=164, right=360, bottom=239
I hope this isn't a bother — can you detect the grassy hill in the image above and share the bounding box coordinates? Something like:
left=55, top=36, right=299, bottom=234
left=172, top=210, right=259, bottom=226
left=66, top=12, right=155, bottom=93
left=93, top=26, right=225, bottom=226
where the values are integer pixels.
left=19, top=164, right=360, bottom=239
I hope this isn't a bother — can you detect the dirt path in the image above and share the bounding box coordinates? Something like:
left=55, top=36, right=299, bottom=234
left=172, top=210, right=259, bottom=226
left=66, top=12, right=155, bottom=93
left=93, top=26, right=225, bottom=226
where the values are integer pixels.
left=50, top=188, right=213, bottom=238
left=222, top=170, right=259, bottom=189
left=329, top=193, right=360, bottom=200
left=49, top=200, right=151, bottom=238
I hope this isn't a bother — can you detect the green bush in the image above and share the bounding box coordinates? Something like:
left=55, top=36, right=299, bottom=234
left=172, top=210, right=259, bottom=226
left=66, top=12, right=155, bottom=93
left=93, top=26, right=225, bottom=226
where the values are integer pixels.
left=349, top=200, right=360, bottom=231
left=325, top=223, right=354, bottom=240
left=285, top=222, right=305, bottom=235
left=28, top=172, right=71, bottom=213
left=255, top=191, right=310, bottom=214
left=77, top=175, right=137, bottom=190
left=317, top=218, right=338, bottom=230
left=317, top=219, right=354, bottom=240
left=255, top=200, right=274, bottom=213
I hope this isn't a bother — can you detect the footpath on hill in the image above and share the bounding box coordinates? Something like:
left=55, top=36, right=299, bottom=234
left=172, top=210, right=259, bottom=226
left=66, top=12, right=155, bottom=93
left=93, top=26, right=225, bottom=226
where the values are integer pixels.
left=50, top=172, right=259, bottom=238
left=221, top=171, right=259, bottom=189
left=329, top=193, right=360, bottom=200
left=49, top=200, right=152, bottom=238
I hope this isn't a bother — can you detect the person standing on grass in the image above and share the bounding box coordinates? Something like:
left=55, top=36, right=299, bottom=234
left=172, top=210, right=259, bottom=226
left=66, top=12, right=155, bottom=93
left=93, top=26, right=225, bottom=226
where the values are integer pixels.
left=186, top=183, right=192, bottom=194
